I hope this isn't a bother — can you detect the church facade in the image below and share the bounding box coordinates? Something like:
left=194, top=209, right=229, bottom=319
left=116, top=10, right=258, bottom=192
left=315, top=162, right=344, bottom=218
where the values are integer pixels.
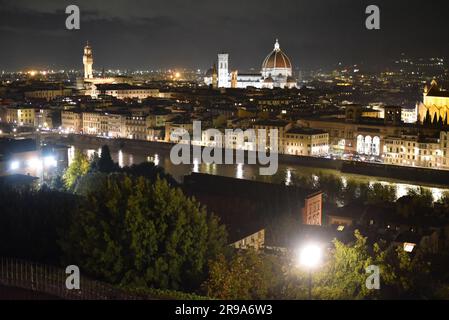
left=204, top=39, right=297, bottom=89
left=418, top=80, right=449, bottom=124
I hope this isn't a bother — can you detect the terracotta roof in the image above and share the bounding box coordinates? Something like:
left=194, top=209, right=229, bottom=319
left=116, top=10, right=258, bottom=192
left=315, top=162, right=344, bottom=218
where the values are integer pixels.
left=262, top=40, right=292, bottom=70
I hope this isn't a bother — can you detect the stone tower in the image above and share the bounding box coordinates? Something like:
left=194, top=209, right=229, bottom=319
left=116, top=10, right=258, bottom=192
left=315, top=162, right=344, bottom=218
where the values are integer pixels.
left=212, top=63, right=218, bottom=89
left=230, top=70, right=238, bottom=88
left=83, top=42, right=93, bottom=79
left=218, top=53, right=229, bottom=88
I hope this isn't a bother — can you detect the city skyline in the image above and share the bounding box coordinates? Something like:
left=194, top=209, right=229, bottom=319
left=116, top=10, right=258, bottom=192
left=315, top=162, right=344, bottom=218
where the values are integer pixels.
left=1, top=0, right=449, bottom=71
left=3, top=0, right=449, bottom=305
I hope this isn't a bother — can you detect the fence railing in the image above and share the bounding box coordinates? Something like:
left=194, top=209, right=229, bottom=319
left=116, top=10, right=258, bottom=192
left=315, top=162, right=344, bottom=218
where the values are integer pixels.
left=0, top=257, right=140, bottom=300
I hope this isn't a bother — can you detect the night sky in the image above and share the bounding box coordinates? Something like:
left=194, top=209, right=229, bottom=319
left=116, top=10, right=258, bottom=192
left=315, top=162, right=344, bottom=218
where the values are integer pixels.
left=1, top=0, right=449, bottom=72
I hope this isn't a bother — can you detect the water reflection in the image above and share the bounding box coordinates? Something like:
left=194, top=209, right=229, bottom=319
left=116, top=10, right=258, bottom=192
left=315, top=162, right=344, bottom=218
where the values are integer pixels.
left=118, top=150, right=124, bottom=168
left=68, top=146, right=75, bottom=166
left=86, top=149, right=96, bottom=160
left=193, top=158, right=199, bottom=173
left=69, top=144, right=449, bottom=202
left=236, top=163, right=244, bottom=179
left=341, top=176, right=348, bottom=189
left=285, top=169, right=292, bottom=186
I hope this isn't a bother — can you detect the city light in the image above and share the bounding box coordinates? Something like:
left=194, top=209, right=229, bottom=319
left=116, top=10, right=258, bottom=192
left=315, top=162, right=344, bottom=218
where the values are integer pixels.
left=27, top=157, right=42, bottom=169
left=44, top=155, right=57, bottom=168
left=403, top=242, right=416, bottom=253
left=10, top=161, right=20, bottom=171
left=297, top=243, right=322, bottom=269
left=296, top=243, right=323, bottom=300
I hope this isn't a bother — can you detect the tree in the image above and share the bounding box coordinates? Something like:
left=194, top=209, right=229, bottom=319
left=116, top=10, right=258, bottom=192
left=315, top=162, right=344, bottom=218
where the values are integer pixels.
left=62, top=150, right=90, bottom=190
left=122, top=162, right=177, bottom=186
left=432, top=113, right=438, bottom=126
left=203, top=250, right=283, bottom=299
left=61, top=173, right=227, bottom=291
left=316, top=173, right=344, bottom=204
left=311, top=230, right=382, bottom=299
left=89, top=145, right=118, bottom=173
left=366, top=183, right=396, bottom=204
left=342, top=179, right=360, bottom=205
left=396, top=188, right=434, bottom=218
left=97, top=145, right=118, bottom=172
left=285, top=230, right=434, bottom=299
left=424, top=109, right=431, bottom=126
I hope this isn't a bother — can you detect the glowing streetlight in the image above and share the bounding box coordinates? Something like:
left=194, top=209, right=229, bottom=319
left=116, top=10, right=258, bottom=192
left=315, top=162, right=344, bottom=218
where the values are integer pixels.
left=297, top=243, right=322, bottom=300
left=298, top=243, right=321, bottom=268
left=10, top=161, right=20, bottom=171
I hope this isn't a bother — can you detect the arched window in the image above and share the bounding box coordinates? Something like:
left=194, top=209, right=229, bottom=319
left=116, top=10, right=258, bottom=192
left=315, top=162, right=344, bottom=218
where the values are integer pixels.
left=364, top=136, right=372, bottom=155
left=357, top=135, right=364, bottom=154
left=372, top=136, right=380, bottom=156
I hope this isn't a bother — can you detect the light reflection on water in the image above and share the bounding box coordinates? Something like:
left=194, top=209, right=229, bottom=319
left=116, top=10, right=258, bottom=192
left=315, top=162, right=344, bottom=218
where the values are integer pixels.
left=74, top=145, right=449, bottom=202
left=236, top=163, right=244, bottom=179
left=285, top=169, right=292, bottom=186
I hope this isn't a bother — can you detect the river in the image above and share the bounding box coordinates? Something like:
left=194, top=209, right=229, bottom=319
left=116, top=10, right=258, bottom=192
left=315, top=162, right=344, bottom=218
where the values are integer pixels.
left=67, top=143, right=449, bottom=202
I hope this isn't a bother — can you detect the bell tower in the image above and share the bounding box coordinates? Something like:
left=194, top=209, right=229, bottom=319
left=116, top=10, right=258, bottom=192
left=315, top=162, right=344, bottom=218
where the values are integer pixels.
left=83, top=41, right=94, bottom=79
left=218, top=53, right=229, bottom=88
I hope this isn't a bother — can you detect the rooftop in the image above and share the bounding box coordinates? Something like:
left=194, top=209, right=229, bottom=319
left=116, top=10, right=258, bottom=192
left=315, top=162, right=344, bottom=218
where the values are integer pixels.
left=253, top=119, right=290, bottom=127
left=286, top=127, right=327, bottom=135
left=95, top=84, right=158, bottom=91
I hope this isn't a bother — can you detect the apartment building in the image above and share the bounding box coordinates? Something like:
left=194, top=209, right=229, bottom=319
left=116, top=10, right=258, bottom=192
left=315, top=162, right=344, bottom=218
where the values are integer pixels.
left=92, top=84, right=160, bottom=101
left=383, top=132, right=448, bottom=169
left=252, top=120, right=292, bottom=152
left=61, top=110, right=83, bottom=133
left=82, top=111, right=124, bottom=138
left=5, top=107, right=35, bottom=126
left=284, top=127, right=329, bottom=156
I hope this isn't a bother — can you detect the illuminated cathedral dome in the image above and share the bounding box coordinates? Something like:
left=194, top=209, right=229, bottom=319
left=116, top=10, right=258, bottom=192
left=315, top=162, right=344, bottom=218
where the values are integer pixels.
left=203, top=38, right=297, bottom=89
left=262, top=40, right=292, bottom=69
left=261, top=39, right=293, bottom=78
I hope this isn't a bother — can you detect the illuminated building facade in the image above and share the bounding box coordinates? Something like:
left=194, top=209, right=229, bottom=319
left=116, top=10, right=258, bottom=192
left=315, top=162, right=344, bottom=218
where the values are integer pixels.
left=5, top=107, right=35, bottom=126
left=298, top=105, right=405, bottom=156
left=61, top=110, right=83, bottom=133
left=383, top=131, right=449, bottom=169
left=302, top=191, right=323, bottom=226
left=91, top=84, right=160, bottom=101
left=418, top=80, right=449, bottom=123
left=204, top=39, right=297, bottom=89
left=24, top=88, right=72, bottom=101
left=284, top=128, right=329, bottom=156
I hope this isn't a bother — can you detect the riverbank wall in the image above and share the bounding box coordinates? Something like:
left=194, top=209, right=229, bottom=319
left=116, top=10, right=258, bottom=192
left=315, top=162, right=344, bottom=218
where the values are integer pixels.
left=46, top=134, right=449, bottom=187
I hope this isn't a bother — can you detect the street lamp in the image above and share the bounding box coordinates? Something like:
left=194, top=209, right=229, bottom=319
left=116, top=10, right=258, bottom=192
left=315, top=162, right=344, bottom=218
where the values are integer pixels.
left=297, top=243, right=322, bottom=300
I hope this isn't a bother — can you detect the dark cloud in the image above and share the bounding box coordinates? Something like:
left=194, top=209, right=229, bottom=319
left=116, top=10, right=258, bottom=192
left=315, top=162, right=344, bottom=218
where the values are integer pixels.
left=0, top=0, right=448, bottom=71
